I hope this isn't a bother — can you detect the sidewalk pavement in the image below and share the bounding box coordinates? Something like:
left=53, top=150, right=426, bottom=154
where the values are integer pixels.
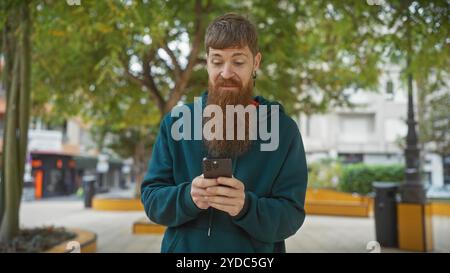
left=19, top=196, right=450, bottom=253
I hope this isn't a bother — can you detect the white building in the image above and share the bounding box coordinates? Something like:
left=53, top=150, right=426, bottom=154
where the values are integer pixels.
left=28, top=117, right=98, bottom=156
left=297, top=66, right=447, bottom=187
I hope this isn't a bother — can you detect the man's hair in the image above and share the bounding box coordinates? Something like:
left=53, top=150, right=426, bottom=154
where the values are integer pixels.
left=205, top=13, right=259, bottom=56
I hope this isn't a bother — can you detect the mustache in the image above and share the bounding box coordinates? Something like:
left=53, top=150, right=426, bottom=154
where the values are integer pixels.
left=215, top=76, right=242, bottom=88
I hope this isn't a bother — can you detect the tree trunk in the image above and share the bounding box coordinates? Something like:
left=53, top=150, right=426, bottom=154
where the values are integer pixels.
left=133, top=139, right=150, bottom=199
left=0, top=1, right=31, bottom=242
left=0, top=0, right=17, bottom=237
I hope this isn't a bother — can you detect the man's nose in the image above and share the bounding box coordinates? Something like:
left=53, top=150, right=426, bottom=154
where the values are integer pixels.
left=220, top=64, right=235, bottom=79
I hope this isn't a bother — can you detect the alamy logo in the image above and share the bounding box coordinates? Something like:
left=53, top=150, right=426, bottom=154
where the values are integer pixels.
left=66, top=241, right=81, bottom=253
left=366, top=241, right=381, bottom=253
left=170, top=97, right=280, bottom=151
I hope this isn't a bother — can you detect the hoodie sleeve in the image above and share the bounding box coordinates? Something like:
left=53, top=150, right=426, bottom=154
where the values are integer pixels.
left=140, top=116, right=203, bottom=228
left=232, top=120, right=308, bottom=243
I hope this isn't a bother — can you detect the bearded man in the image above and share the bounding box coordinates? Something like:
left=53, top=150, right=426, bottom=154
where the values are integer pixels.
left=141, top=13, right=308, bottom=253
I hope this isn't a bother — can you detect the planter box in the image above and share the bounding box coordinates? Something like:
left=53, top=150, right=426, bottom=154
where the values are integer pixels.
left=44, top=228, right=97, bottom=253
left=92, top=198, right=144, bottom=211
left=305, top=188, right=372, bottom=217
left=132, top=218, right=166, bottom=235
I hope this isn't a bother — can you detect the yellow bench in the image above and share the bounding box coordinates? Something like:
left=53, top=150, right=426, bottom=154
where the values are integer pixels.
left=305, top=188, right=372, bottom=217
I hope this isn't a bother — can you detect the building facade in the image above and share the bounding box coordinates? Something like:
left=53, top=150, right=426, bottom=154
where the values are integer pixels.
left=297, top=67, right=448, bottom=187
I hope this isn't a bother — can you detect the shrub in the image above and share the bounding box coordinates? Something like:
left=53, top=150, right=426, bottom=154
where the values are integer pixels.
left=308, top=158, right=343, bottom=189
left=338, top=163, right=404, bottom=195
left=0, top=226, right=76, bottom=253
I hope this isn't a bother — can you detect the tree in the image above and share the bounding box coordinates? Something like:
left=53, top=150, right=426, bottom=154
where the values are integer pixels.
left=0, top=0, right=32, bottom=242
left=248, top=0, right=384, bottom=114
left=373, top=0, right=448, bottom=202
left=419, top=84, right=450, bottom=158
left=408, top=1, right=450, bottom=167
left=33, top=0, right=388, bottom=116
left=31, top=0, right=165, bottom=196
left=105, top=126, right=158, bottom=195
left=30, top=1, right=386, bottom=187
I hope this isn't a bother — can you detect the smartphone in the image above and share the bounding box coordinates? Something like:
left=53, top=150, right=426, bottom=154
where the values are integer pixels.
left=202, top=157, right=232, bottom=179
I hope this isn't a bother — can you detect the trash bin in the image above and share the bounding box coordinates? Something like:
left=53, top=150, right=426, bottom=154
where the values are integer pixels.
left=22, top=179, right=35, bottom=202
left=373, top=182, right=399, bottom=248
left=83, top=175, right=97, bottom=208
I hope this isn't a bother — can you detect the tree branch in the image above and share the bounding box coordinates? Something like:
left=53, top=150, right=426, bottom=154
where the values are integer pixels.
left=195, top=57, right=207, bottom=65
left=123, top=64, right=145, bottom=87
left=121, top=54, right=166, bottom=114
left=142, top=52, right=166, bottom=113
left=160, top=41, right=182, bottom=81
left=164, top=0, right=207, bottom=113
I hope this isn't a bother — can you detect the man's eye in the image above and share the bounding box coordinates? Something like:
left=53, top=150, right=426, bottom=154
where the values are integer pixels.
left=234, top=62, right=244, bottom=66
left=212, top=61, right=223, bottom=66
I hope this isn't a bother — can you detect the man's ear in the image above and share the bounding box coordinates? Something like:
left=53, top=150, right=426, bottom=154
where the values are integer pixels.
left=253, top=52, right=262, bottom=71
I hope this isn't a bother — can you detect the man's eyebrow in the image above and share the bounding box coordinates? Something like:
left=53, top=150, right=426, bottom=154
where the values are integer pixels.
left=209, top=52, right=248, bottom=58
left=232, top=52, right=248, bottom=57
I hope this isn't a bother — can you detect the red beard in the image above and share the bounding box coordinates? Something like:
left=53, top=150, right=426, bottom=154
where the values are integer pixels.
left=204, top=76, right=254, bottom=158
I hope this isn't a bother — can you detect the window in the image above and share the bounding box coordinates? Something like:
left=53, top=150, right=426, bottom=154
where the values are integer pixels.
left=338, top=153, right=363, bottom=164
left=444, top=155, right=450, bottom=185
left=385, top=119, right=407, bottom=142
left=339, top=113, right=375, bottom=143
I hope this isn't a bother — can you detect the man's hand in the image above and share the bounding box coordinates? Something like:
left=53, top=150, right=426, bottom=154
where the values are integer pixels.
left=204, top=177, right=245, bottom=217
left=190, top=175, right=218, bottom=210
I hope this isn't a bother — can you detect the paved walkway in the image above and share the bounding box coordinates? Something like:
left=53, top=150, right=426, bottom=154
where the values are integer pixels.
left=19, top=197, right=450, bottom=253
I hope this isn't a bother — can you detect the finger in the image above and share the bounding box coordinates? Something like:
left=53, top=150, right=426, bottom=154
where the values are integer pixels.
left=192, top=198, right=209, bottom=209
left=193, top=195, right=209, bottom=204
left=195, top=177, right=218, bottom=188
left=197, top=201, right=210, bottom=208
left=217, top=177, right=244, bottom=190
left=191, top=188, right=215, bottom=197
left=204, top=195, right=239, bottom=206
left=206, top=186, right=241, bottom=198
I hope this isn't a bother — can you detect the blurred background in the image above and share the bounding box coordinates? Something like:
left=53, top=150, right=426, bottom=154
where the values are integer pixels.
left=0, top=0, right=448, bottom=253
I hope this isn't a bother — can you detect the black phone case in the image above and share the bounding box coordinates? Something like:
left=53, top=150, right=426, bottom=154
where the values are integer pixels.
left=202, top=158, right=232, bottom=179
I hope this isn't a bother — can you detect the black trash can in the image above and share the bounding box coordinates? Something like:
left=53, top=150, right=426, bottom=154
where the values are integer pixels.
left=373, top=182, right=399, bottom=248
left=83, top=175, right=96, bottom=208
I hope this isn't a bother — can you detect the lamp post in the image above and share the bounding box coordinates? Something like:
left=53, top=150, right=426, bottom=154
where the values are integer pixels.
left=396, top=57, right=432, bottom=252
left=393, top=0, right=435, bottom=253
left=399, top=67, right=426, bottom=204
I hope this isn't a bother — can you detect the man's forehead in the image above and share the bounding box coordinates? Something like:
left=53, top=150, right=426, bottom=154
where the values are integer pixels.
left=208, top=46, right=251, bottom=57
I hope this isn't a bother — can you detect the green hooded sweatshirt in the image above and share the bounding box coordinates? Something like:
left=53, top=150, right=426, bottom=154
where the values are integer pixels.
left=141, top=91, right=308, bottom=253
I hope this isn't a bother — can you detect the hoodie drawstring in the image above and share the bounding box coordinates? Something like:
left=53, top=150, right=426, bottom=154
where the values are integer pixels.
left=207, top=208, right=213, bottom=237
